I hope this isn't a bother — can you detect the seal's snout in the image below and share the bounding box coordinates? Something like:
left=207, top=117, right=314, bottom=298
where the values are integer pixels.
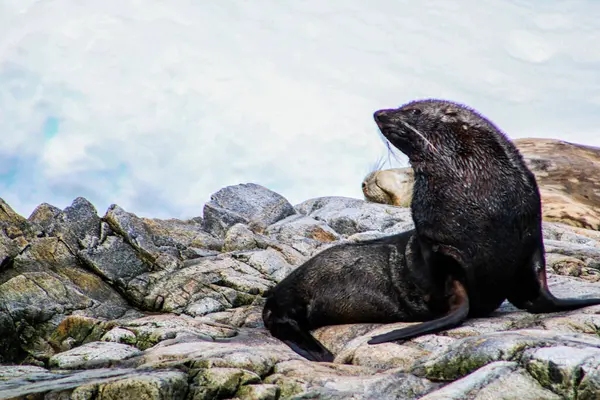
left=374, top=109, right=391, bottom=124
left=374, top=109, right=397, bottom=130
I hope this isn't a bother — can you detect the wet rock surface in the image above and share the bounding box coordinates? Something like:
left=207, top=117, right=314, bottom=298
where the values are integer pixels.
left=1, top=183, right=600, bottom=399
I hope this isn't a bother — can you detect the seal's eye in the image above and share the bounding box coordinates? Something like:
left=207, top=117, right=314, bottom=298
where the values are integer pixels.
left=407, top=109, right=421, bottom=116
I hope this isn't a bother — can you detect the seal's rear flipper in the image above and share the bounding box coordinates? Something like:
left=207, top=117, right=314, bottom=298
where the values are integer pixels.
left=525, top=290, right=600, bottom=313
left=367, top=279, right=469, bottom=345
left=512, top=247, right=600, bottom=313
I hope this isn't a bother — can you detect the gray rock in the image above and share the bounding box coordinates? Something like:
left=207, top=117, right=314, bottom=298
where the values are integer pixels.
left=523, top=345, right=600, bottom=398
left=420, top=361, right=561, bottom=400
left=0, top=367, right=135, bottom=399
left=296, top=196, right=413, bottom=236
left=49, top=341, right=142, bottom=369
left=101, top=327, right=137, bottom=345
left=104, top=204, right=184, bottom=271
left=147, top=255, right=272, bottom=316
left=202, top=183, right=297, bottom=237
left=266, top=214, right=340, bottom=243
left=236, top=383, right=280, bottom=400
left=234, top=247, right=294, bottom=281
left=29, top=197, right=102, bottom=252
left=141, top=216, right=223, bottom=253
left=79, top=234, right=152, bottom=306
left=224, top=223, right=259, bottom=252
left=0, top=229, right=19, bottom=269
left=417, top=329, right=600, bottom=381
left=91, top=370, right=189, bottom=400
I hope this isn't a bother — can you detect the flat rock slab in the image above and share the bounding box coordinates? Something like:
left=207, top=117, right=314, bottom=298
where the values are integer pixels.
left=420, top=361, right=561, bottom=400
left=49, top=341, right=142, bottom=369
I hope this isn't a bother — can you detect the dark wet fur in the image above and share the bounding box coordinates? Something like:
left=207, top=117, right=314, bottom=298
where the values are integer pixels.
left=262, top=231, right=458, bottom=361
left=263, top=99, right=600, bottom=361
left=369, top=99, right=600, bottom=343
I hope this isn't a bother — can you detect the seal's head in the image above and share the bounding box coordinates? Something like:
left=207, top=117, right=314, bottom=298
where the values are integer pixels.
left=374, top=99, right=511, bottom=171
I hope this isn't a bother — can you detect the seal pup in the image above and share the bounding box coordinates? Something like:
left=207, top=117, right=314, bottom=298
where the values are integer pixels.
left=262, top=99, right=600, bottom=362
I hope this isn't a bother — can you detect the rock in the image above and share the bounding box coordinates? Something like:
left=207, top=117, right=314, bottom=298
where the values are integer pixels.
left=104, top=204, right=184, bottom=271
left=0, top=367, right=135, bottom=399
left=420, top=361, right=561, bottom=400
left=101, top=327, right=137, bottom=345
left=202, top=183, right=297, bottom=237
left=523, top=345, right=600, bottom=398
left=141, top=216, right=224, bottom=255
left=224, top=223, right=259, bottom=252
left=236, top=383, right=280, bottom=400
left=417, top=329, right=600, bottom=382
left=235, top=247, right=295, bottom=282
left=190, top=367, right=261, bottom=399
left=266, top=214, right=340, bottom=243
left=84, top=370, right=189, bottom=399
left=516, top=138, right=600, bottom=231
left=0, top=197, right=34, bottom=238
left=296, top=196, right=413, bottom=236
left=144, top=255, right=272, bottom=316
left=48, top=341, right=142, bottom=369
left=0, top=230, right=20, bottom=269
left=78, top=232, right=154, bottom=306
left=2, top=186, right=600, bottom=399
left=265, top=359, right=438, bottom=399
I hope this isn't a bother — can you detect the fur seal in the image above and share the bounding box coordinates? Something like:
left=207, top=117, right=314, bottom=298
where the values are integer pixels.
left=262, top=99, right=600, bottom=362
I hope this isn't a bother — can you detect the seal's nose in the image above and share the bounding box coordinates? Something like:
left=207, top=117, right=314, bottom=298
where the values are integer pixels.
left=373, top=110, right=385, bottom=122
left=373, top=109, right=390, bottom=123
left=373, top=110, right=387, bottom=122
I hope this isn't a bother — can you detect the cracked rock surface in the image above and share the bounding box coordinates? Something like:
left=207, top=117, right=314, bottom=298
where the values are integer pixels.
left=1, top=182, right=600, bottom=399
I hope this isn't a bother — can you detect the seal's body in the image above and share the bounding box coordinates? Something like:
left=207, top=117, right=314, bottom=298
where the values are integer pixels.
left=263, top=99, right=600, bottom=362
left=262, top=230, right=459, bottom=361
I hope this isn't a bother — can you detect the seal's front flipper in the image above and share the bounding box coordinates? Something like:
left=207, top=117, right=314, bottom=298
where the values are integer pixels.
left=367, top=279, right=469, bottom=345
left=511, top=246, right=600, bottom=313
left=263, top=301, right=334, bottom=362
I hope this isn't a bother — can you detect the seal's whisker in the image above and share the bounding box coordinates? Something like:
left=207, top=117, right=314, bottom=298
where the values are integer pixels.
left=385, top=141, right=404, bottom=166
left=368, top=155, right=386, bottom=173
left=400, top=121, right=439, bottom=154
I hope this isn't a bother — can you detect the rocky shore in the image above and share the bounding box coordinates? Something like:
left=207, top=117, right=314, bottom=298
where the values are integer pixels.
left=1, top=182, right=600, bottom=399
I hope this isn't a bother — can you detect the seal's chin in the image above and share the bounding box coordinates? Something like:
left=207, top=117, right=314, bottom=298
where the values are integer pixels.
left=378, top=126, right=407, bottom=143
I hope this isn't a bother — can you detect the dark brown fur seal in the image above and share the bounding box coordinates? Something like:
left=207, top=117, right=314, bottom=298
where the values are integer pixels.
left=262, top=99, right=600, bottom=362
